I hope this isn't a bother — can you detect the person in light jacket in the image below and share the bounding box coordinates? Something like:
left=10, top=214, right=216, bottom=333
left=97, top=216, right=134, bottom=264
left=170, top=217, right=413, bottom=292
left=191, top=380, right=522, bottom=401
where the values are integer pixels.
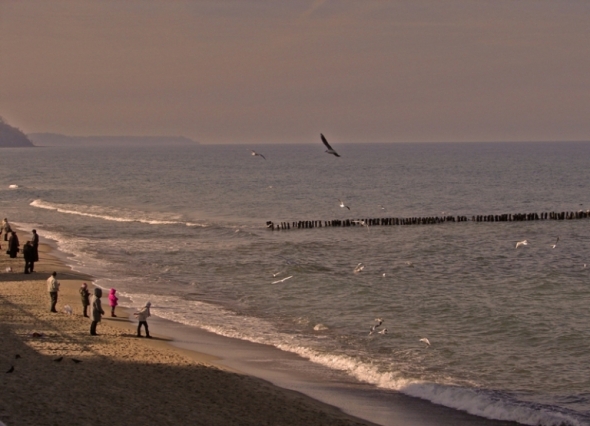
left=90, top=288, right=105, bottom=336
left=47, top=271, right=60, bottom=312
left=134, top=302, right=152, bottom=338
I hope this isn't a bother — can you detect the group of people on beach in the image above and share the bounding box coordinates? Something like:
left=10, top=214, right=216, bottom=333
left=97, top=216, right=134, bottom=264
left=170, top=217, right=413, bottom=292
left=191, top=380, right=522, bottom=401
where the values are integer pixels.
left=49, top=273, right=152, bottom=337
left=1, top=218, right=39, bottom=273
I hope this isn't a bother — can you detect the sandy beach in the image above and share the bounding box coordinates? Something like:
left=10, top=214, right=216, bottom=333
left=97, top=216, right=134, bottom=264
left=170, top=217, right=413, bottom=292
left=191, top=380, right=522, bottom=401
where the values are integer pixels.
left=0, top=237, right=372, bottom=426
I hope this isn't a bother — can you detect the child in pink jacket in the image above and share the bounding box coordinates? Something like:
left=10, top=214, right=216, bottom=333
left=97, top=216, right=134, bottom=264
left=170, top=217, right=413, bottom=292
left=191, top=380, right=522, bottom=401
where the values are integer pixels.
left=108, top=288, right=118, bottom=317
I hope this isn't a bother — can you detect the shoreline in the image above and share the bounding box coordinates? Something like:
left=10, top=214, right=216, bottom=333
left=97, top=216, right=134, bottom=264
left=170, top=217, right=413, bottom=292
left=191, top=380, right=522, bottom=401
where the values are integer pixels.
left=0, top=235, right=374, bottom=426
left=0, top=228, right=522, bottom=426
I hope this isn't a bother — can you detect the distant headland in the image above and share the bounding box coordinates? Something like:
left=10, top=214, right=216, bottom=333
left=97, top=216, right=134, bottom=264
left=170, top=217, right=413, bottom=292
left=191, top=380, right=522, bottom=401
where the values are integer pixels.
left=28, top=133, right=199, bottom=146
left=0, top=118, right=35, bottom=147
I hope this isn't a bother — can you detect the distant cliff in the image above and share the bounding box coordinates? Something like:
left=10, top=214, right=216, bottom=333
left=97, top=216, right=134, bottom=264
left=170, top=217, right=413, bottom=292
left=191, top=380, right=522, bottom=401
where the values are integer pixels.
left=28, top=133, right=199, bottom=146
left=0, top=118, right=35, bottom=147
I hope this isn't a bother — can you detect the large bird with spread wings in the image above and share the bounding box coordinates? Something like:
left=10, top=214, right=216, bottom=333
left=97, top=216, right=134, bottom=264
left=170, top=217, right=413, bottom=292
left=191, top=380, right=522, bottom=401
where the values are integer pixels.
left=321, top=134, right=340, bottom=157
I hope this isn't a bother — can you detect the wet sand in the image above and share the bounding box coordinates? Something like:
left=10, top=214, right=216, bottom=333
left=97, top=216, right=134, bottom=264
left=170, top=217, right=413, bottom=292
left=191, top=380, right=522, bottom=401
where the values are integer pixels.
left=0, top=240, right=373, bottom=426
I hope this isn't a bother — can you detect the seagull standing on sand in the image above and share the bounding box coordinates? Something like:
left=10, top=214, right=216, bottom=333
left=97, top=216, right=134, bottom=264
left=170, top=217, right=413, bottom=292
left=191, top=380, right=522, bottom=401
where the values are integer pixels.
left=338, top=199, right=350, bottom=210
left=515, top=240, right=528, bottom=249
left=552, top=237, right=559, bottom=249
left=321, top=134, right=340, bottom=157
left=251, top=150, right=266, bottom=160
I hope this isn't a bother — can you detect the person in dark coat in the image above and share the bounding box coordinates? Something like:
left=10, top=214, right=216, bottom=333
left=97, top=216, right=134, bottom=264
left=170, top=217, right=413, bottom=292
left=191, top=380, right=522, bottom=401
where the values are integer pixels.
left=23, top=241, right=35, bottom=274
left=90, top=287, right=105, bottom=336
left=79, top=283, right=91, bottom=317
left=8, top=231, right=19, bottom=258
left=31, top=229, right=39, bottom=266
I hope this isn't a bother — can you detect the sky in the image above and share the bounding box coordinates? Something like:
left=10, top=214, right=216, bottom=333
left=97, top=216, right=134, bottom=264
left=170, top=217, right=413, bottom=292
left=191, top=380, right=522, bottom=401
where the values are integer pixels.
left=1, top=0, right=589, bottom=144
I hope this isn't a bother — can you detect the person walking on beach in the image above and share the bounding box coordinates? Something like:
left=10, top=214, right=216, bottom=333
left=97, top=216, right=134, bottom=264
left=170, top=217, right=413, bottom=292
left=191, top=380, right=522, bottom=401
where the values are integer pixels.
left=80, top=283, right=91, bottom=317
left=90, top=288, right=105, bottom=335
left=134, top=302, right=152, bottom=338
left=7, top=231, right=19, bottom=258
left=47, top=272, right=60, bottom=313
left=31, top=229, right=39, bottom=269
left=1, top=218, right=11, bottom=241
left=108, top=288, right=118, bottom=317
left=23, top=241, right=35, bottom=274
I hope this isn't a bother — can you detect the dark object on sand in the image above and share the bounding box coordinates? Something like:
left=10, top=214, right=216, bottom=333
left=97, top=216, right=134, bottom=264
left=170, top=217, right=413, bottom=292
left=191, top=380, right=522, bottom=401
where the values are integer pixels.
left=6, top=365, right=14, bottom=373
left=53, top=356, right=63, bottom=362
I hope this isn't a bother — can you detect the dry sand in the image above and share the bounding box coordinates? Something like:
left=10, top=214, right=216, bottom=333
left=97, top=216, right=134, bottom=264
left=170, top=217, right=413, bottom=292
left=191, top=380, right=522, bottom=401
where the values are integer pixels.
left=0, top=239, right=372, bottom=426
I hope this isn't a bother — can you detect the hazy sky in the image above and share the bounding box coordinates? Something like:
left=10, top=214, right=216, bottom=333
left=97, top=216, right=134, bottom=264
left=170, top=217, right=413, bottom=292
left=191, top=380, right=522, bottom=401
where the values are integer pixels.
left=1, top=1, right=589, bottom=144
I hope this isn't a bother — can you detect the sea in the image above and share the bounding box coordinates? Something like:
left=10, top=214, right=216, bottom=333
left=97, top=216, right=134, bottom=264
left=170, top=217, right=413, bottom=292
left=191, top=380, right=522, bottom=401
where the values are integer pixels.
left=1, top=141, right=590, bottom=426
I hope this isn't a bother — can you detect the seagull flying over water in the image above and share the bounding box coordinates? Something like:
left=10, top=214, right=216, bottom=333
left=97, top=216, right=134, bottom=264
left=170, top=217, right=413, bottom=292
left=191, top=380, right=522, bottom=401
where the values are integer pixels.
left=369, top=318, right=384, bottom=335
left=552, top=236, right=559, bottom=249
left=353, top=263, right=365, bottom=273
left=419, top=338, right=431, bottom=347
left=321, top=134, right=340, bottom=157
left=272, top=275, right=293, bottom=284
left=251, top=150, right=266, bottom=160
left=515, top=240, right=528, bottom=249
left=338, top=199, right=350, bottom=210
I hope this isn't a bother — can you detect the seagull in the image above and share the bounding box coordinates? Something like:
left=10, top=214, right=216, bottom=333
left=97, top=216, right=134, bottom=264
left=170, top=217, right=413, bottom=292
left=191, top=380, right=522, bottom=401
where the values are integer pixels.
left=352, top=220, right=370, bottom=231
left=353, top=263, right=365, bottom=273
left=321, top=134, right=340, bottom=157
left=405, top=261, right=414, bottom=268
left=551, top=237, right=559, bottom=249
left=338, top=199, right=350, bottom=210
left=378, top=328, right=388, bottom=335
left=272, top=275, right=293, bottom=284
left=583, top=264, right=587, bottom=269
left=368, top=319, right=384, bottom=335
left=53, top=356, right=63, bottom=363
left=6, top=365, right=14, bottom=373
left=378, top=205, right=386, bottom=211
left=251, top=150, right=266, bottom=160
left=419, top=338, right=431, bottom=347
left=515, top=240, right=528, bottom=249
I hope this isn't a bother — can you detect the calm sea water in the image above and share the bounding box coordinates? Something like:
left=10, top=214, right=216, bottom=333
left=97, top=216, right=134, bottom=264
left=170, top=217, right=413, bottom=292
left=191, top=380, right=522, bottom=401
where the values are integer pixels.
left=1, top=142, right=590, bottom=426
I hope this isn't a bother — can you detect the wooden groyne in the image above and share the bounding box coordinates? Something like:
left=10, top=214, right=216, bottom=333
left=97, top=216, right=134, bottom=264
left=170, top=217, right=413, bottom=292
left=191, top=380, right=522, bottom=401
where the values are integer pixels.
left=266, top=210, right=590, bottom=230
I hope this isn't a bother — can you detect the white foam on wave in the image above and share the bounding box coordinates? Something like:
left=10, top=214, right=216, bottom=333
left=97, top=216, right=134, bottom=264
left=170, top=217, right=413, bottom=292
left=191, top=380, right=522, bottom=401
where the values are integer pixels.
left=25, top=225, right=584, bottom=426
left=30, top=199, right=205, bottom=227
left=109, top=292, right=585, bottom=426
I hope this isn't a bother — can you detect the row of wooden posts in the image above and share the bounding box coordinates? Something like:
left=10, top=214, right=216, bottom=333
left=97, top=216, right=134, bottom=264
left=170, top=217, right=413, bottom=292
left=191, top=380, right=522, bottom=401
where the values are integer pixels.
left=266, top=210, right=590, bottom=231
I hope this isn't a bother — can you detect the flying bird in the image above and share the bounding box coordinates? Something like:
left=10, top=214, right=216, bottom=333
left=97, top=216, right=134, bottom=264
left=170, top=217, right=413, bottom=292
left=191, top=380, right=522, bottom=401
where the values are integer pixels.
left=251, top=150, right=266, bottom=160
left=352, top=220, right=370, bottom=231
left=353, top=263, right=365, bottom=273
left=321, top=134, right=340, bottom=157
left=272, top=275, right=293, bottom=284
left=378, top=328, right=388, bottom=335
left=369, top=318, right=384, bottom=335
left=552, top=237, right=559, bottom=249
left=338, top=199, right=350, bottom=210
left=515, top=240, right=528, bottom=249
left=419, top=338, right=431, bottom=347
